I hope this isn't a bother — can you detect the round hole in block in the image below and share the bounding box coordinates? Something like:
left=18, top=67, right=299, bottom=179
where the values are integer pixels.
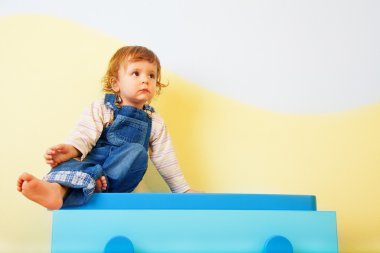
left=264, top=235, right=293, bottom=253
left=104, top=235, right=134, bottom=253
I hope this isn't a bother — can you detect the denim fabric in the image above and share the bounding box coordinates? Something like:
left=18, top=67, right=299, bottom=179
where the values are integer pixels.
left=44, top=94, right=153, bottom=207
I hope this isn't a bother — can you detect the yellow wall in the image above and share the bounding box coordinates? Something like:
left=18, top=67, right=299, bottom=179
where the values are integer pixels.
left=1, top=15, right=379, bottom=252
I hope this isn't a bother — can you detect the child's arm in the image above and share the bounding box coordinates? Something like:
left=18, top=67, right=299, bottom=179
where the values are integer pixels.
left=65, top=98, right=112, bottom=160
left=184, top=189, right=202, bottom=193
left=44, top=144, right=81, bottom=167
left=149, top=114, right=194, bottom=193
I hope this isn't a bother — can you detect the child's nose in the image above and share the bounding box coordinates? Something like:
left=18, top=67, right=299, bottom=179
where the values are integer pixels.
left=141, top=75, right=149, bottom=84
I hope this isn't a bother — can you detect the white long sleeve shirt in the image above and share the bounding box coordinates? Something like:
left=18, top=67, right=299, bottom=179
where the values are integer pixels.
left=65, top=96, right=190, bottom=193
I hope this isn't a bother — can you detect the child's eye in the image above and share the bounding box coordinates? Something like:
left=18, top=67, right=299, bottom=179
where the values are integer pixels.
left=149, top=74, right=156, bottom=79
left=132, top=71, right=139, bottom=76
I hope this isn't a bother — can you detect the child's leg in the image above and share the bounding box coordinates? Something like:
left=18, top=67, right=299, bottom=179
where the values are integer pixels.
left=43, top=156, right=105, bottom=207
left=103, top=143, right=148, bottom=193
left=17, top=172, right=67, bottom=210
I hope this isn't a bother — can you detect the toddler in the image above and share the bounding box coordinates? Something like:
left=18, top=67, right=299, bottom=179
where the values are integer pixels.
left=17, top=46, right=194, bottom=210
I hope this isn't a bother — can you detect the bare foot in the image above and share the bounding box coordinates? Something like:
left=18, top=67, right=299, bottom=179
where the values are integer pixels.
left=95, top=176, right=107, bottom=192
left=17, top=172, right=67, bottom=210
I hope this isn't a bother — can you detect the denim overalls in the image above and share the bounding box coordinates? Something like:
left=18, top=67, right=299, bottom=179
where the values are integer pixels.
left=44, top=94, right=153, bottom=207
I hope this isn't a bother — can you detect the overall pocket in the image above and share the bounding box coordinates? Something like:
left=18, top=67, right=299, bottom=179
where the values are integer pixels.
left=106, top=115, right=148, bottom=146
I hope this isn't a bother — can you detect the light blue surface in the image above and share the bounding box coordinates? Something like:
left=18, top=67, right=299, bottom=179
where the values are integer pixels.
left=52, top=210, right=337, bottom=253
left=52, top=194, right=338, bottom=253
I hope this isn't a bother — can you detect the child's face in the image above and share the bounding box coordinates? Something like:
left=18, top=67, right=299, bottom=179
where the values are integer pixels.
left=112, top=60, right=158, bottom=108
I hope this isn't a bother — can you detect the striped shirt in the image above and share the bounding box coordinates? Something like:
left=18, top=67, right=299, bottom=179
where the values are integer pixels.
left=65, top=96, right=190, bottom=193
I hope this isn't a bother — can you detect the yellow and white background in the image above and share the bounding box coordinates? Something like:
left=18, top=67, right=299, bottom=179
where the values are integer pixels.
left=0, top=1, right=379, bottom=252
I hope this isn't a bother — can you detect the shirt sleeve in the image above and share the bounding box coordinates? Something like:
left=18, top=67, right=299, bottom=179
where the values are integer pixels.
left=149, top=114, right=191, bottom=193
left=65, top=98, right=112, bottom=160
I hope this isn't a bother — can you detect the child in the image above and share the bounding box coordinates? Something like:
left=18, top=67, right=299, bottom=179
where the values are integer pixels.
left=17, top=46, right=195, bottom=210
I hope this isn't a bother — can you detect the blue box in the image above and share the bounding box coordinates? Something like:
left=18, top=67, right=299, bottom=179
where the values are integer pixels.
left=52, top=193, right=338, bottom=253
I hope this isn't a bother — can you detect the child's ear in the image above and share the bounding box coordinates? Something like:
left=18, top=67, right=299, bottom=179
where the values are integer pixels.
left=110, top=77, right=120, bottom=92
left=112, top=85, right=120, bottom=92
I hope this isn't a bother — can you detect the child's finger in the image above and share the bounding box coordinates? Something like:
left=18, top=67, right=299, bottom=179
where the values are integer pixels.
left=46, top=158, right=59, bottom=166
left=47, top=150, right=56, bottom=155
left=54, top=144, right=66, bottom=152
left=48, top=145, right=61, bottom=153
left=45, top=150, right=56, bottom=158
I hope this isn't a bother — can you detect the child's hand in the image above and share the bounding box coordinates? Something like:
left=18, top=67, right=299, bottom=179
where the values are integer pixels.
left=44, top=144, right=81, bottom=168
left=185, top=189, right=203, bottom=193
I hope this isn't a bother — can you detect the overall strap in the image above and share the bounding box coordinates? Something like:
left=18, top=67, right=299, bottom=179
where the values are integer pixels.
left=104, top=94, right=118, bottom=110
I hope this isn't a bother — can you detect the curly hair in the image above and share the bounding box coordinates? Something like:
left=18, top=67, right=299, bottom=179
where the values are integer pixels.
left=102, top=46, right=167, bottom=95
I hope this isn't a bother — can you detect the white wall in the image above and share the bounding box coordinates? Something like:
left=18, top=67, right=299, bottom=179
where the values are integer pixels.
left=1, top=0, right=379, bottom=113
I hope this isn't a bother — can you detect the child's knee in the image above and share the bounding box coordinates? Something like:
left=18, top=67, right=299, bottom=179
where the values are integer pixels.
left=118, top=143, right=147, bottom=161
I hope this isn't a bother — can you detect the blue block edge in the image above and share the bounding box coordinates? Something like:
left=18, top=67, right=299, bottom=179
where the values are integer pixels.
left=60, top=193, right=317, bottom=211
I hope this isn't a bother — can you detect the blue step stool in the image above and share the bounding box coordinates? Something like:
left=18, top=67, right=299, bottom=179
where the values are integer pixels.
left=51, top=193, right=338, bottom=253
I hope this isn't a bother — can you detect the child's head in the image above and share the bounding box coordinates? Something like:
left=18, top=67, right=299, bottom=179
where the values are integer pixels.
left=102, top=46, right=166, bottom=96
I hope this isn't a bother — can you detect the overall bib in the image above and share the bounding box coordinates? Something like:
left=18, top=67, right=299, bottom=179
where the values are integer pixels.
left=44, top=94, right=153, bottom=207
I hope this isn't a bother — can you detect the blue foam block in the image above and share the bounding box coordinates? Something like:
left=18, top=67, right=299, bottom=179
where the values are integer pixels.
left=61, top=193, right=317, bottom=211
left=52, top=193, right=338, bottom=253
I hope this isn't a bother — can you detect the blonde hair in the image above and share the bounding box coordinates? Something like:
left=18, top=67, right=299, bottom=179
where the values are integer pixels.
left=102, top=46, right=167, bottom=95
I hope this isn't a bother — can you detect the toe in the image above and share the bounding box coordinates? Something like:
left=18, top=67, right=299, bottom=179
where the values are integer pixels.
left=20, top=172, right=34, bottom=181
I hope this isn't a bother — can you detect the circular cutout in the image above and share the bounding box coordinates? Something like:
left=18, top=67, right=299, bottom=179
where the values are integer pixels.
left=264, top=235, right=293, bottom=253
left=104, top=235, right=134, bottom=253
